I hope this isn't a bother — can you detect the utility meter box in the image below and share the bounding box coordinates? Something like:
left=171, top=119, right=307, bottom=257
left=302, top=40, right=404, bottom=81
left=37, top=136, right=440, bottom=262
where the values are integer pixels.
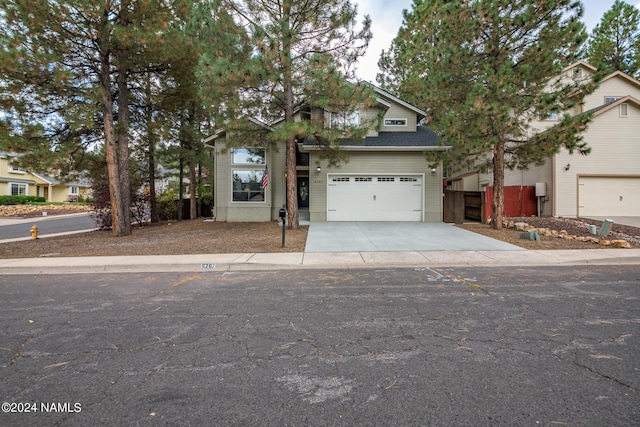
left=535, top=182, right=547, bottom=197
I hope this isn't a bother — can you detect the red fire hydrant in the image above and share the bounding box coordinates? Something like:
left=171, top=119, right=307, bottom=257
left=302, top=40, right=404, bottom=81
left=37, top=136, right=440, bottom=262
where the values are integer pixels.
left=30, top=225, right=39, bottom=239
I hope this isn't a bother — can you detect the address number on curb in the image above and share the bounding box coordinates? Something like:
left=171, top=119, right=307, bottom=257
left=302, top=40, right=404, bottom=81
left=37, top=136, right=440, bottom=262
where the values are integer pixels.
left=200, top=263, right=216, bottom=269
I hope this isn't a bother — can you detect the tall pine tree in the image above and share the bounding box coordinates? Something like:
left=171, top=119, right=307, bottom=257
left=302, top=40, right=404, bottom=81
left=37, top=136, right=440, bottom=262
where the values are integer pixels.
left=585, top=0, right=640, bottom=78
left=0, top=0, right=190, bottom=236
left=378, top=0, right=597, bottom=229
left=199, top=0, right=373, bottom=229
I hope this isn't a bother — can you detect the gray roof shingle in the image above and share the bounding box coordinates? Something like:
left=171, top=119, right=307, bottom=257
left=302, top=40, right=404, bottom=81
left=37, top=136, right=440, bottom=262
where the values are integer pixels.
left=302, top=125, right=441, bottom=148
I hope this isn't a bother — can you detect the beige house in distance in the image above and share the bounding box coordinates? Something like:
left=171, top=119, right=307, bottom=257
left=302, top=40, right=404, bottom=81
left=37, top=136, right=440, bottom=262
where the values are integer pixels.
left=448, top=61, right=640, bottom=218
left=0, top=152, right=91, bottom=202
left=204, top=86, right=448, bottom=223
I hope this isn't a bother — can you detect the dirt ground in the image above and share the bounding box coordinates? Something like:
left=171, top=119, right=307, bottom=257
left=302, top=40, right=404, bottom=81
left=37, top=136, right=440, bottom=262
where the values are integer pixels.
left=1, top=206, right=638, bottom=259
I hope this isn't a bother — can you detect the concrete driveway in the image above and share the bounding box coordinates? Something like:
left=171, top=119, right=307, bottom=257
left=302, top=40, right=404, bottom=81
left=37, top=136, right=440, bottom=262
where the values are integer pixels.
left=305, top=222, right=525, bottom=253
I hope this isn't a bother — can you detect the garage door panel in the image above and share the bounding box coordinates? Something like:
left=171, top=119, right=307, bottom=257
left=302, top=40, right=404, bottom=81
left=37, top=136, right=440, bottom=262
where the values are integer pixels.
left=327, top=175, right=423, bottom=221
left=579, top=177, right=640, bottom=217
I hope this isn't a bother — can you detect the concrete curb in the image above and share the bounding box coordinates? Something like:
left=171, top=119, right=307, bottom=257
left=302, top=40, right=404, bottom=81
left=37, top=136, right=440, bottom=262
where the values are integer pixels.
left=1, top=249, right=639, bottom=274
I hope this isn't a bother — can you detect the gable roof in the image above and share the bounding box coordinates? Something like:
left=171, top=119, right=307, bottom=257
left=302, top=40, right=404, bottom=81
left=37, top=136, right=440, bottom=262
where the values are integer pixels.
left=371, top=85, right=428, bottom=122
left=599, top=70, right=640, bottom=89
left=588, top=95, right=640, bottom=118
left=562, top=60, right=598, bottom=73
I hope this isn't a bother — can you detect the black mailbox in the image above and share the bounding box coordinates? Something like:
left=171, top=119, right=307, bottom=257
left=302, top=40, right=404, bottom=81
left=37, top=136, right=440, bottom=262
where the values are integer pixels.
left=279, top=207, right=286, bottom=219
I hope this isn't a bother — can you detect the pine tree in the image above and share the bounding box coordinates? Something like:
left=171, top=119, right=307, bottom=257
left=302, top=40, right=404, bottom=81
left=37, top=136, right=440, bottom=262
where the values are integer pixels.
left=0, top=0, right=190, bottom=236
left=378, top=0, right=597, bottom=229
left=585, top=0, right=640, bottom=78
left=199, top=0, right=373, bottom=229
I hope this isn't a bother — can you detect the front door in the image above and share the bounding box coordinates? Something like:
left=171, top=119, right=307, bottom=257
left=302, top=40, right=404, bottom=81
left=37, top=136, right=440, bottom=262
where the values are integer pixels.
left=297, top=176, right=309, bottom=208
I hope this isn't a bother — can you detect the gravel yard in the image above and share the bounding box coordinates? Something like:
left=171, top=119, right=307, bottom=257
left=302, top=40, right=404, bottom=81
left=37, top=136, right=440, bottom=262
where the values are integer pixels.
left=1, top=205, right=638, bottom=258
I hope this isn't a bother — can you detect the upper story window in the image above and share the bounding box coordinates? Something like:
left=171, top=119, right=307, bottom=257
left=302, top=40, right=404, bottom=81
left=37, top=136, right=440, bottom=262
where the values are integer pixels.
left=605, top=96, right=621, bottom=104
left=384, top=118, right=407, bottom=126
left=572, top=67, right=583, bottom=79
left=619, top=103, right=628, bottom=118
left=8, top=163, right=25, bottom=174
left=232, top=148, right=265, bottom=165
left=544, top=112, right=559, bottom=121
left=329, top=110, right=360, bottom=129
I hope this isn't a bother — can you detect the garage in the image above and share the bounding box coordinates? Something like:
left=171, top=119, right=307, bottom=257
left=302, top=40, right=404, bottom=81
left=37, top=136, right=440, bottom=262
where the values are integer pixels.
left=327, top=174, right=423, bottom=221
left=578, top=176, right=640, bottom=216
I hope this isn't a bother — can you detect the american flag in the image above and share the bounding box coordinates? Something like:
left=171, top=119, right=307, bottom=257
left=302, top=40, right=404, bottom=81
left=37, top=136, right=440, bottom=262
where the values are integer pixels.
left=261, top=165, right=269, bottom=189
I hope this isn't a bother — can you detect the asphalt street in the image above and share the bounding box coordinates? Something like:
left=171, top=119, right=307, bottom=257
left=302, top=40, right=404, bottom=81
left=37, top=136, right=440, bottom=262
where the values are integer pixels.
left=0, top=266, right=638, bottom=426
left=0, top=214, right=94, bottom=240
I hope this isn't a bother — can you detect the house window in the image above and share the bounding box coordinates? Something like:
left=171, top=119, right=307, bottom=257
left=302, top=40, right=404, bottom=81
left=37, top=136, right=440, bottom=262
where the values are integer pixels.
left=605, top=96, right=621, bottom=104
left=620, top=103, right=628, bottom=117
left=8, top=163, right=25, bottom=174
left=545, top=112, right=559, bottom=121
left=384, top=119, right=407, bottom=126
left=11, top=183, right=27, bottom=196
left=232, top=169, right=266, bottom=202
left=329, top=110, right=360, bottom=129
left=70, top=186, right=79, bottom=195
left=232, top=148, right=265, bottom=165
left=572, top=68, right=582, bottom=79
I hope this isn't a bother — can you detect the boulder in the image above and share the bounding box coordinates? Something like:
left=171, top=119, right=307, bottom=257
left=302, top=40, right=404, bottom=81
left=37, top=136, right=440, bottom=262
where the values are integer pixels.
left=611, top=240, right=632, bottom=249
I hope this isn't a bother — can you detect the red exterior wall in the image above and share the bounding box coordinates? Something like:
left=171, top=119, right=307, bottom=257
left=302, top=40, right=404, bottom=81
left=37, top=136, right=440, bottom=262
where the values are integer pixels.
left=484, top=186, right=537, bottom=222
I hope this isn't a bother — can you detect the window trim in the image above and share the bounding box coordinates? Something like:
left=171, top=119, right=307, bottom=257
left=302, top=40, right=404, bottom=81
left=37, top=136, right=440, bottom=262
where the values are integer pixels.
left=8, top=164, right=25, bottom=174
left=384, top=118, right=408, bottom=127
left=230, top=168, right=267, bottom=203
left=328, top=110, right=360, bottom=129
left=619, top=103, right=628, bottom=118
left=10, top=182, right=27, bottom=196
left=544, top=112, right=559, bottom=121
left=231, top=147, right=266, bottom=165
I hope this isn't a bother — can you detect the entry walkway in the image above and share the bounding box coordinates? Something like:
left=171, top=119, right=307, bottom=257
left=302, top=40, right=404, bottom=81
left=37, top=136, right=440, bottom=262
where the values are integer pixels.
left=305, top=222, right=524, bottom=253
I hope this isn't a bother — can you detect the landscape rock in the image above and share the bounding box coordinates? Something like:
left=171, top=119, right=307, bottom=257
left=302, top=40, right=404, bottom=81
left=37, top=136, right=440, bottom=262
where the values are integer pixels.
left=611, top=240, right=632, bottom=249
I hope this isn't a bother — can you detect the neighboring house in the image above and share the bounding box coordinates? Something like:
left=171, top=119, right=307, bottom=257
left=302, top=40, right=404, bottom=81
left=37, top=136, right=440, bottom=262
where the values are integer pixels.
left=447, top=61, right=640, bottom=219
left=0, top=152, right=92, bottom=202
left=204, top=86, right=447, bottom=223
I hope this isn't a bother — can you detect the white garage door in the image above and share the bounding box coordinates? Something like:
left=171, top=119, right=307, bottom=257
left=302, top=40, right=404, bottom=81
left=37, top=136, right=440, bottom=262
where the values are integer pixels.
left=327, top=175, right=423, bottom=221
left=579, top=177, right=640, bottom=216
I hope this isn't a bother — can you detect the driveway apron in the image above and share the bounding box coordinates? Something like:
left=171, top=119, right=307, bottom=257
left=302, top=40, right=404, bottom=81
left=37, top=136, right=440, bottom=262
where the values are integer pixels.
left=304, top=222, right=525, bottom=253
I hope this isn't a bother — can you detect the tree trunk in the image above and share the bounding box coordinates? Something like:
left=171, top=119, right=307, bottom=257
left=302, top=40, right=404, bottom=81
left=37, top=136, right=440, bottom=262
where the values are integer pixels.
left=282, top=1, right=299, bottom=229
left=145, top=80, right=159, bottom=223
left=116, top=65, right=132, bottom=235
left=189, top=157, right=197, bottom=220
left=99, top=26, right=126, bottom=237
left=148, top=137, right=158, bottom=223
left=491, top=139, right=505, bottom=230
left=178, top=156, right=184, bottom=221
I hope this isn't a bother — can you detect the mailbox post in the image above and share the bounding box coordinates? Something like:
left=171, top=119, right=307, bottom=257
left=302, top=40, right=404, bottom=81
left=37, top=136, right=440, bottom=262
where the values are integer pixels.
left=278, top=205, right=287, bottom=247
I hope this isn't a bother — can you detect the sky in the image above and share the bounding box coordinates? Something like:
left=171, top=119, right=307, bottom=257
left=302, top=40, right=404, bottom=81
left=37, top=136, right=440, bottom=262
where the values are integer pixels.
left=354, top=0, right=640, bottom=83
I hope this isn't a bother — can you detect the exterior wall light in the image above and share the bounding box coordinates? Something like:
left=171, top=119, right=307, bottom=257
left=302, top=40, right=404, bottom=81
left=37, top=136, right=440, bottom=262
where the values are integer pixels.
left=565, top=163, right=571, bottom=171
left=316, top=166, right=321, bottom=173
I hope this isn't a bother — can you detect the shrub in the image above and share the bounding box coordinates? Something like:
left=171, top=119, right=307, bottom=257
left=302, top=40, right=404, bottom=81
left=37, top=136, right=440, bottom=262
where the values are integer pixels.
left=0, top=195, right=45, bottom=205
left=157, top=189, right=178, bottom=221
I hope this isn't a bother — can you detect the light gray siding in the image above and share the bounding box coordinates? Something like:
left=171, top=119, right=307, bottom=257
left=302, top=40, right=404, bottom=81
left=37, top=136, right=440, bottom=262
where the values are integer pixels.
left=554, top=101, right=640, bottom=217
left=308, top=151, right=442, bottom=222
left=213, top=138, right=286, bottom=222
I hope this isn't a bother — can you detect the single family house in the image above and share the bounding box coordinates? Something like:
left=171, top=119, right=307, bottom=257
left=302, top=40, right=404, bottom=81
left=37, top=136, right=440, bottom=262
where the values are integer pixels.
left=447, top=61, right=640, bottom=219
left=204, top=86, right=447, bottom=223
left=0, top=152, right=92, bottom=202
